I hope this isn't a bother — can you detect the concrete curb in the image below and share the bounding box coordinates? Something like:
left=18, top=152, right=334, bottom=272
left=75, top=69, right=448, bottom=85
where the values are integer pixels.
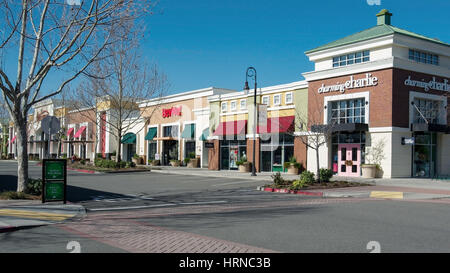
left=256, top=186, right=325, bottom=197
left=151, top=169, right=282, bottom=181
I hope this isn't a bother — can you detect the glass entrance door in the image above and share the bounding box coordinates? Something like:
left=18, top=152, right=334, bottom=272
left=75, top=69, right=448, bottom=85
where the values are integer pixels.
left=413, top=132, right=436, bottom=177
left=338, top=144, right=360, bottom=177
left=163, top=140, right=178, bottom=165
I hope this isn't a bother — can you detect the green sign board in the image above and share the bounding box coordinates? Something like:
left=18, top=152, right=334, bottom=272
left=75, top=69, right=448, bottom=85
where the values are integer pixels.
left=42, top=159, right=67, bottom=204
left=45, top=182, right=64, bottom=201
left=45, top=161, right=65, bottom=180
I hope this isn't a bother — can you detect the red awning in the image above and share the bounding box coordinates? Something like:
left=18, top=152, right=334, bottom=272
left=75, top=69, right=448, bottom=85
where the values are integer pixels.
left=257, top=116, right=295, bottom=134
left=213, top=120, right=247, bottom=136
left=67, top=127, right=74, bottom=137
left=73, top=126, right=87, bottom=138
left=10, top=136, right=16, bottom=144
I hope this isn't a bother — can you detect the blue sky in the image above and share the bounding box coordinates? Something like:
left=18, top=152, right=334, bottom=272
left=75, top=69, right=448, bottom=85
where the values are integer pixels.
left=1, top=0, right=449, bottom=99
left=141, top=0, right=449, bottom=94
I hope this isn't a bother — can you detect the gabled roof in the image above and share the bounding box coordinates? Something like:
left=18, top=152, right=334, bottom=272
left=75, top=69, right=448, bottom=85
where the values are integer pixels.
left=305, top=24, right=450, bottom=55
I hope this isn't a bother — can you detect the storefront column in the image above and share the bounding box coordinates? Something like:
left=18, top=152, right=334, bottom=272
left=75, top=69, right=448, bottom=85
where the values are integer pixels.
left=246, top=137, right=260, bottom=172
left=208, top=139, right=220, bottom=170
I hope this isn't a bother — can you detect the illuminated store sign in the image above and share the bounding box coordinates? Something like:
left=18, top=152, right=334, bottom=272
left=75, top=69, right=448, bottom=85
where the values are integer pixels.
left=162, top=106, right=182, bottom=118
left=318, top=73, right=378, bottom=94
left=404, top=76, right=450, bottom=92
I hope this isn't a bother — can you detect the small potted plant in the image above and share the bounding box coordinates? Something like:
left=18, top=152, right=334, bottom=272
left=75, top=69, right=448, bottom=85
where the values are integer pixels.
left=186, top=152, right=199, bottom=168
left=151, top=160, right=160, bottom=166
left=363, top=140, right=386, bottom=178
left=170, top=159, right=180, bottom=167
left=110, top=151, right=117, bottom=161
left=284, top=157, right=302, bottom=175
left=236, top=156, right=251, bottom=172
left=132, top=154, right=141, bottom=165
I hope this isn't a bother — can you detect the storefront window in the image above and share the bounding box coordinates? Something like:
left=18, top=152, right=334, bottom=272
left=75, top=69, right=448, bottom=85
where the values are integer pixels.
left=220, top=139, right=247, bottom=170
left=185, top=141, right=196, bottom=159
left=413, top=132, right=437, bottom=177
left=260, top=133, right=295, bottom=172
left=163, top=125, right=179, bottom=138
left=330, top=98, right=365, bottom=124
left=413, top=98, right=441, bottom=124
left=148, top=141, right=157, bottom=160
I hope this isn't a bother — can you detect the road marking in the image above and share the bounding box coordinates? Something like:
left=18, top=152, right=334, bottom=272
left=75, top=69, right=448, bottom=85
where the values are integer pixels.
left=370, top=191, right=404, bottom=199
left=0, top=209, right=75, bottom=221
left=88, top=204, right=177, bottom=211
left=178, top=201, right=227, bottom=205
left=211, top=180, right=260, bottom=187
left=87, top=201, right=228, bottom=212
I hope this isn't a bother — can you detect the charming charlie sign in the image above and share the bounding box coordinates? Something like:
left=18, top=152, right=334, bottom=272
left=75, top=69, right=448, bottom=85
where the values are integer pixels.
left=404, top=76, right=450, bottom=92
left=318, top=73, right=378, bottom=94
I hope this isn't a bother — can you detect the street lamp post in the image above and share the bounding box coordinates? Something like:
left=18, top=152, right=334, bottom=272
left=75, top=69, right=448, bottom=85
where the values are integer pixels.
left=244, top=67, right=257, bottom=176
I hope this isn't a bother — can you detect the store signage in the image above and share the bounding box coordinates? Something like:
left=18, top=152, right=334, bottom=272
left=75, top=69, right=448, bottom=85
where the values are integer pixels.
left=204, top=142, right=214, bottom=149
left=404, top=76, right=450, bottom=92
left=155, top=153, right=160, bottom=160
left=42, top=159, right=67, bottom=203
left=258, top=104, right=268, bottom=126
left=318, top=73, right=378, bottom=94
left=162, top=106, right=182, bottom=118
left=401, top=137, right=415, bottom=145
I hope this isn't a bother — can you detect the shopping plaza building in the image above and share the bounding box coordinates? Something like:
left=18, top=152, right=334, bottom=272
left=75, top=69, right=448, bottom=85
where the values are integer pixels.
left=6, top=10, right=450, bottom=178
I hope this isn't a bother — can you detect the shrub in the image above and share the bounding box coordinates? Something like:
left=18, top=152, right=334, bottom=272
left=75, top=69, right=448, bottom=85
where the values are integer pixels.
left=80, top=159, right=86, bottom=165
left=319, top=168, right=333, bottom=182
left=126, top=161, right=136, bottom=168
left=292, top=179, right=307, bottom=190
left=271, top=172, right=285, bottom=186
left=184, top=158, right=191, bottom=165
left=299, top=170, right=315, bottom=184
left=25, top=178, right=42, bottom=195
left=119, top=161, right=127, bottom=168
left=107, top=160, right=118, bottom=169
left=148, top=159, right=153, bottom=164
left=133, top=154, right=140, bottom=159
left=188, top=152, right=196, bottom=159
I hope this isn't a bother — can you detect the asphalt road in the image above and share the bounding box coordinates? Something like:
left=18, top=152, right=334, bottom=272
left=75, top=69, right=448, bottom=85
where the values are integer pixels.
left=1, top=161, right=450, bottom=253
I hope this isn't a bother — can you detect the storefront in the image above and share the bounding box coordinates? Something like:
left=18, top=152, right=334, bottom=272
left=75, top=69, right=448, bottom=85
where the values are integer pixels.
left=138, top=87, right=236, bottom=167
left=208, top=81, right=308, bottom=173
left=303, top=9, right=450, bottom=178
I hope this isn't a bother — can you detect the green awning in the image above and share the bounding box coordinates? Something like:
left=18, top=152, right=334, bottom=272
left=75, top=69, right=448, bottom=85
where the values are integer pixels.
left=121, top=132, right=136, bottom=144
left=181, top=124, right=195, bottom=139
left=145, top=127, right=157, bottom=141
left=199, top=127, right=209, bottom=141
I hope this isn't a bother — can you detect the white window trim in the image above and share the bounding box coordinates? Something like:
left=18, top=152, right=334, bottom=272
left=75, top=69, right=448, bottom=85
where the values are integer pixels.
left=409, top=91, right=447, bottom=125
left=240, top=99, right=247, bottom=110
left=262, top=95, right=270, bottom=106
left=230, top=100, right=237, bottom=111
left=221, top=102, right=228, bottom=112
left=285, top=92, right=293, bottom=104
left=323, top=91, right=370, bottom=125
left=273, top=94, right=281, bottom=106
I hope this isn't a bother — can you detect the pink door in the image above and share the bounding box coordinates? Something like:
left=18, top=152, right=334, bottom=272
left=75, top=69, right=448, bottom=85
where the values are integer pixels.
left=338, top=144, right=361, bottom=177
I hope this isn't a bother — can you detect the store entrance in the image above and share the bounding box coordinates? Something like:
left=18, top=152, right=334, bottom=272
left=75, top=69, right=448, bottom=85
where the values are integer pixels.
left=163, top=140, right=178, bottom=165
left=337, top=144, right=361, bottom=177
left=413, top=132, right=436, bottom=178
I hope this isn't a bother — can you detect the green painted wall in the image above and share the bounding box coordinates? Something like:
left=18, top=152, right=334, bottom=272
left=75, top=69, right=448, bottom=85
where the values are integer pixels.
left=294, top=87, right=308, bottom=132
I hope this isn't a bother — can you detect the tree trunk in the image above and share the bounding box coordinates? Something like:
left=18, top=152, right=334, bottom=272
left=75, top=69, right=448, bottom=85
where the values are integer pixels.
left=316, top=147, right=320, bottom=183
left=15, top=116, right=28, bottom=192
left=116, top=133, right=122, bottom=163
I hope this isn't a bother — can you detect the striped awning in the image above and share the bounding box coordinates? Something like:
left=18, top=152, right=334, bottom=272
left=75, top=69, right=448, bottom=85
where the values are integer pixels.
left=73, top=126, right=86, bottom=138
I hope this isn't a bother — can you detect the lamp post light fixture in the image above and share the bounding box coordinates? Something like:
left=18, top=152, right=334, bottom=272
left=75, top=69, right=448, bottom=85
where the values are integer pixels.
left=244, top=67, right=257, bottom=176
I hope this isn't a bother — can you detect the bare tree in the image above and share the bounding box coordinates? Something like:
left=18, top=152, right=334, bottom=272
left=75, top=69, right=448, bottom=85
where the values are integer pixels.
left=0, top=0, right=155, bottom=192
left=0, top=96, right=9, bottom=157
left=69, top=32, right=169, bottom=162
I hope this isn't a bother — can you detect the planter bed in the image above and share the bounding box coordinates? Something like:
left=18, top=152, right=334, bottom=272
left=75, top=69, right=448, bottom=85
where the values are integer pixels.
left=263, top=181, right=373, bottom=191
left=67, top=163, right=149, bottom=173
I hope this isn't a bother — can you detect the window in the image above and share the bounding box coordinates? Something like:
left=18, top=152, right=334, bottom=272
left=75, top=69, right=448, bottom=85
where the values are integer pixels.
left=221, top=102, right=227, bottom=112
left=262, top=96, right=269, bottom=106
left=230, top=101, right=237, bottom=111
left=413, top=98, right=441, bottom=124
left=273, top=94, right=281, bottom=106
left=332, top=50, right=370, bottom=68
left=409, top=49, right=439, bottom=66
left=240, top=99, right=247, bottom=110
left=163, top=125, right=179, bottom=138
left=285, top=92, right=293, bottom=104
left=330, top=98, right=366, bottom=124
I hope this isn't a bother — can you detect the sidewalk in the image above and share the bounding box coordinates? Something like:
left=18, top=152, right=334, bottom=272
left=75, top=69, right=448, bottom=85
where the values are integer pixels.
left=148, top=165, right=450, bottom=201
left=0, top=200, right=86, bottom=232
